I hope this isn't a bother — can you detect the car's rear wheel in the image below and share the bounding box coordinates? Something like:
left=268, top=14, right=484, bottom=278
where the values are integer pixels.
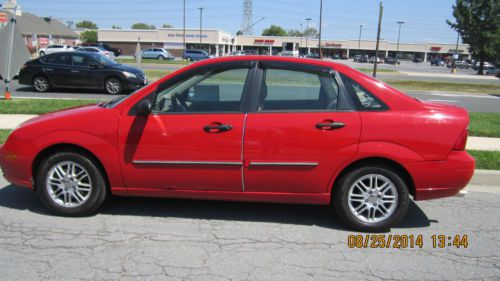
left=186, top=57, right=193, bottom=62
left=158, top=55, right=165, bottom=60
left=36, top=152, right=107, bottom=216
left=333, top=166, right=409, bottom=232
left=39, top=51, right=45, bottom=56
left=104, top=77, right=122, bottom=95
left=32, top=76, right=50, bottom=92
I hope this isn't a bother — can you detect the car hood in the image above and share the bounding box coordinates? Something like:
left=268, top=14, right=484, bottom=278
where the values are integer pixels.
left=18, top=103, right=103, bottom=128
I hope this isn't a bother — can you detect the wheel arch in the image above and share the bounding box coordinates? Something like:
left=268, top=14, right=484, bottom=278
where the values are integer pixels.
left=32, top=74, right=51, bottom=87
left=32, top=143, right=110, bottom=194
left=331, top=157, right=416, bottom=198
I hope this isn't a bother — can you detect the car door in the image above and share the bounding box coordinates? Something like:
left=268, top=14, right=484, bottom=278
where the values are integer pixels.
left=41, top=53, right=73, bottom=87
left=142, top=48, right=152, bottom=58
left=69, top=54, right=99, bottom=88
left=243, top=61, right=361, bottom=194
left=118, top=61, right=256, bottom=191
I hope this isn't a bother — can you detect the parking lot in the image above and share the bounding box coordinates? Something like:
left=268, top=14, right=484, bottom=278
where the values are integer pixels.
left=0, top=175, right=499, bottom=280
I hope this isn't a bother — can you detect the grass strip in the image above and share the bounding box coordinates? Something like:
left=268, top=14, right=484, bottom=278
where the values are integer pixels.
left=468, top=150, right=500, bottom=170
left=0, top=129, right=11, bottom=144
left=469, top=112, right=500, bottom=138
left=384, top=80, right=500, bottom=94
left=116, top=58, right=189, bottom=65
left=0, top=99, right=100, bottom=115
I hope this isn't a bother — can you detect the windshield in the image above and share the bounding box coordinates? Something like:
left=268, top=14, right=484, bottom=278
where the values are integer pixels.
left=91, top=54, right=117, bottom=65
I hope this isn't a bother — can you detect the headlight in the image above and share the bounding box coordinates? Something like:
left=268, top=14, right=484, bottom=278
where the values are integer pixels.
left=123, top=71, right=137, bottom=79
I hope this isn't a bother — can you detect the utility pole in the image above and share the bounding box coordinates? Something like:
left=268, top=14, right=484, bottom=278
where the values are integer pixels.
left=300, top=22, right=303, bottom=47
left=373, top=0, right=383, bottom=78
left=198, top=7, right=203, bottom=49
left=183, top=0, right=186, bottom=56
left=396, top=21, right=404, bottom=59
left=318, top=0, right=323, bottom=58
left=3, top=4, right=17, bottom=100
left=305, top=18, right=311, bottom=54
left=358, top=24, right=363, bottom=50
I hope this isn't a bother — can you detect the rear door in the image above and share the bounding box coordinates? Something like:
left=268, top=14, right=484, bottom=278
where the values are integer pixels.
left=243, top=61, right=361, bottom=194
left=42, top=53, right=72, bottom=87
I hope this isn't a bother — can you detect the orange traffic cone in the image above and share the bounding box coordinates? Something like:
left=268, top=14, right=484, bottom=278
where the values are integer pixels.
left=4, top=90, right=11, bottom=100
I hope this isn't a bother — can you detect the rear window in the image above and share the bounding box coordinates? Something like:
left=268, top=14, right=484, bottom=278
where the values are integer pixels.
left=339, top=73, right=386, bottom=111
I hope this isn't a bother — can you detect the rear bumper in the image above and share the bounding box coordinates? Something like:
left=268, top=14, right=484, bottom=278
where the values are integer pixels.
left=406, top=151, right=475, bottom=200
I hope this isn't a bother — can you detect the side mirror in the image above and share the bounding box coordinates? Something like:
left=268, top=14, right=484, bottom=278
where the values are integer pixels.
left=137, top=99, right=152, bottom=116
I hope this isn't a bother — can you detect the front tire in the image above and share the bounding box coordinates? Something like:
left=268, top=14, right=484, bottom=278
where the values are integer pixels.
left=32, top=76, right=50, bottom=92
left=104, top=77, right=122, bottom=95
left=158, top=55, right=165, bottom=60
left=333, top=166, right=409, bottom=232
left=36, top=152, right=107, bottom=216
left=39, top=51, right=45, bottom=56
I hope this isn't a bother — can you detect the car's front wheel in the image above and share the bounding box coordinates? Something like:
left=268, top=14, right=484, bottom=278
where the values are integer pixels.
left=36, top=151, right=108, bottom=216
left=104, top=77, right=122, bottom=95
left=158, top=55, right=165, bottom=60
left=39, top=51, right=45, bottom=56
left=333, top=166, right=409, bottom=232
left=32, top=76, right=50, bottom=92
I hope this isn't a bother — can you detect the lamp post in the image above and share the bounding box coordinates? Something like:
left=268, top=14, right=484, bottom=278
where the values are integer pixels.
left=183, top=0, right=186, bottom=57
left=300, top=22, right=303, bottom=47
left=396, top=21, right=404, bottom=59
left=318, top=0, right=323, bottom=58
left=198, top=7, right=204, bottom=49
left=358, top=24, right=363, bottom=50
left=305, top=18, right=311, bottom=54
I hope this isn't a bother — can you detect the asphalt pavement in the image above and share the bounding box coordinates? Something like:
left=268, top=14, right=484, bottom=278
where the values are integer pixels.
left=0, top=174, right=499, bottom=280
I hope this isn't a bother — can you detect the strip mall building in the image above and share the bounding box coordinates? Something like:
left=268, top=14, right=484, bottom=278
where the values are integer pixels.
left=98, top=28, right=470, bottom=62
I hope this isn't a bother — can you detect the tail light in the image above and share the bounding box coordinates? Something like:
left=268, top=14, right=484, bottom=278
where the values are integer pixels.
left=452, top=127, right=468, bottom=151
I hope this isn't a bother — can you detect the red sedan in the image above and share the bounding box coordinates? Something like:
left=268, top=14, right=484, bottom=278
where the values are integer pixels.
left=0, top=56, right=474, bottom=231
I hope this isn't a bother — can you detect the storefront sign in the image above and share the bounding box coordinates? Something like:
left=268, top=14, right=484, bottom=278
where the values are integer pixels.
left=0, top=13, right=8, bottom=28
left=254, top=39, right=274, bottom=45
left=39, top=37, right=49, bottom=44
left=430, top=46, right=442, bottom=52
left=324, top=43, right=342, bottom=48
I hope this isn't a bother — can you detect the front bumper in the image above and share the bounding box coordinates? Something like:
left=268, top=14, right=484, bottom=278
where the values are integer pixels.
left=0, top=144, right=33, bottom=188
left=124, top=76, right=148, bottom=91
left=406, top=151, right=475, bottom=200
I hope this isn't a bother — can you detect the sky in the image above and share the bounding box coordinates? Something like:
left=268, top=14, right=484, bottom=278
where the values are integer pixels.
left=14, top=0, right=461, bottom=44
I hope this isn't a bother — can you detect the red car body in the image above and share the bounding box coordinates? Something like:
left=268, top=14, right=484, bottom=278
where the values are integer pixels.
left=0, top=56, right=474, bottom=208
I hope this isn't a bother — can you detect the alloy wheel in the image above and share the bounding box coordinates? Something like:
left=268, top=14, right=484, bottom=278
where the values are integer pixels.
left=33, top=77, right=49, bottom=92
left=105, top=78, right=121, bottom=94
left=347, top=174, right=398, bottom=223
left=45, top=161, right=92, bottom=208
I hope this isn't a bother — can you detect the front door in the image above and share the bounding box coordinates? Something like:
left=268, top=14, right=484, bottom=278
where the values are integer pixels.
left=118, top=65, right=254, bottom=191
left=243, top=64, right=361, bottom=194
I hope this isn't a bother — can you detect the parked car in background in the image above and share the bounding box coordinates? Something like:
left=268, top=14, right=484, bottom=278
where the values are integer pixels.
left=305, top=53, right=321, bottom=59
left=430, top=59, right=445, bottom=66
left=368, top=56, right=383, bottom=64
left=141, top=48, right=175, bottom=60
left=3, top=56, right=474, bottom=232
left=228, top=51, right=246, bottom=56
left=77, top=46, right=115, bottom=60
left=472, top=61, right=494, bottom=70
left=412, top=57, right=423, bottom=63
left=332, top=54, right=340, bottom=60
left=18, top=52, right=146, bottom=95
left=486, top=67, right=500, bottom=76
left=354, top=54, right=369, bottom=63
left=39, top=45, right=74, bottom=56
left=385, top=57, right=400, bottom=65
left=183, top=49, right=212, bottom=61
left=449, top=61, right=472, bottom=69
left=79, top=42, right=122, bottom=57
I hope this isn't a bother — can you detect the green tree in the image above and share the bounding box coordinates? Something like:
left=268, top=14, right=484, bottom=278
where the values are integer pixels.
left=303, top=27, right=318, bottom=39
left=75, top=20, right=98, bottom=29
left=262, top=25, right=287, bottom=36
left=112, top=25, right=122, bottom=29
left=131, top=23, right=156, bottom=29
left=447, top=0, right=500, bottom=74
left=236, top=30, right=243, bottom=36
left=162, top=24, right=174, bottom=28
left=287, top=29, right=303, bottom=37
left=80, top=30, right=97, bottom=43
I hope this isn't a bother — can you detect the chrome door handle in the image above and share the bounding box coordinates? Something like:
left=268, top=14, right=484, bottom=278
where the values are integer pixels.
left=71, top=70, right=79, bottom=73
left=43, top=68, right=53, bottom=71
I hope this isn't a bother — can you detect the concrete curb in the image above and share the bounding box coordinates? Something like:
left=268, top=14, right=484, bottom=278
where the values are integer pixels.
left=466, top=169, right=500, bottom=193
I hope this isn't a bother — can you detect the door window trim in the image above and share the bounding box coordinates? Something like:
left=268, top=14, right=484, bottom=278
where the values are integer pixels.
left=128, top=60, right=257, bottom=116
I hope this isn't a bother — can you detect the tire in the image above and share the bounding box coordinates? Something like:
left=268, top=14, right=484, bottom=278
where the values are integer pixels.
left=36, top=151, right=108, bottom=216
left=332, top=166, right=409, bottom=232
left=39, top=51, right=45, bottom=56
left=104, top=77, right=122, bottom=95
left=32, top=76, right=50, bottom=92
left=158, top=55, right=165, bottom=60
left=186, top=57, right=193, bottom=62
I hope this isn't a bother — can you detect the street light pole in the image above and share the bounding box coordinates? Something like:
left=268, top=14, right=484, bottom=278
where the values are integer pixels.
left=300, top=22, right=303, bottom=47
left=358, top=24, right=363, bottom=50
left=183, top=0, right=186, bottom=57
left=305, top=18, right=311, bottom=54
left=318, top=0, right=323, bottom=58
left=198, top=7, right=204, bottom=49
left=396, top=21, right=404, bottom=59
left=373, top=0, right=383, bottom=78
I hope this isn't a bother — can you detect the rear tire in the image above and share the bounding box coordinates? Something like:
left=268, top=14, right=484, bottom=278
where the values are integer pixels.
left=332, top=166, right=409, bottom=232
left=32, top=76, right=50, bottom=92
left=36, top=152, right=107, bottom=217
left=186, top=57, right=193, bottom=62
left=104, top=77, right=122, bottom=95
left=39, top=51, right=45, bottom=56
left=158, top=55, right=165, bottom=60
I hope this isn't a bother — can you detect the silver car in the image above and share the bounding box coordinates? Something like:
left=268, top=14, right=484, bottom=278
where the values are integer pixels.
left=141, top=48, right=175, bottom=60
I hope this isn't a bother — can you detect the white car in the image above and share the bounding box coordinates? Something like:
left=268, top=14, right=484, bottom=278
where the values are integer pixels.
left=228, top=51, right=246, bottom=56
left=39, top=45, right=74, bottom=56
left=76, top=46, right=115, bottom=60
